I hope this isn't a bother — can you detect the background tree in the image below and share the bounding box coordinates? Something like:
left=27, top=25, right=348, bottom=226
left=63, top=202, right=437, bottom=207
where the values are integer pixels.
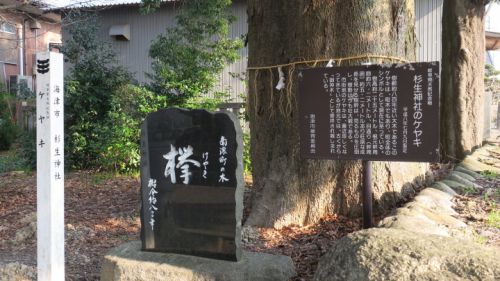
left=441, top=0, right=488, bottom=161
left=61, top=11, right=132, bottom=169
left=145, top=0, right=242, bottom=108
left=485, top=64, right=500, bottom=94
left=0, top=93, right=17, bottom=151
left=246, top=0, right=429, bottom=228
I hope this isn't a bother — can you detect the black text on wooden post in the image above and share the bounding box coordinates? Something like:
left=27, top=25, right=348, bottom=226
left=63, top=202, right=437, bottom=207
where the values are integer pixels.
left=140, top=108, right=244, bottom=261
left=36, top=51, right=65, bottom=280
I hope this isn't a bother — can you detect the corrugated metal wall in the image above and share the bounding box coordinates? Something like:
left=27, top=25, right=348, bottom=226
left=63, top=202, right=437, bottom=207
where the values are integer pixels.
left=214, top=1, right=248, bottom=102
left=415, top=0, right=443, bottom=62
left=67, top=1, right=443, bottom=101
left=88, top=1, right=247, bottom=102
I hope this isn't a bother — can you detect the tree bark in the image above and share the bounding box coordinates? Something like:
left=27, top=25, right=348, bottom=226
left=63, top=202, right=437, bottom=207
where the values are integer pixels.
left=246, top=0, right=430, bottom=228
left=441, top=0, right=486, bottom=161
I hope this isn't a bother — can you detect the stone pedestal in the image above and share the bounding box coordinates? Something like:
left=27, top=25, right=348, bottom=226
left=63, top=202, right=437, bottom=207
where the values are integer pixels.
left=101, top=241, right=296, bottom=281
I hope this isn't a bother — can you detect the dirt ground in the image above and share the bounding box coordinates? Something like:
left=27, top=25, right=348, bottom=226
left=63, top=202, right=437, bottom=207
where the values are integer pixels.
left=0, top=162, right=498, bottom=280
left=0, top=171, right=364, bottom=281
left=0, top=172, right=140, bottom=280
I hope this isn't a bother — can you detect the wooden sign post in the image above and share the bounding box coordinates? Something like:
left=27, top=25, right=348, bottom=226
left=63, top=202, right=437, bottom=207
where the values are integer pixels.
left=36, top=51, right=64, bottom=280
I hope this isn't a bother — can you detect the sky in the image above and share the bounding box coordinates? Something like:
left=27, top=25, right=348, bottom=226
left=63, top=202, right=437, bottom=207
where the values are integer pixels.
left=486, top=3, right=500, bottom=33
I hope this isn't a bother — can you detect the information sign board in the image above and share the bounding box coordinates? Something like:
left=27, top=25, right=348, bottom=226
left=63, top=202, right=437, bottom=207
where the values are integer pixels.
left=298, top=62, right=440, bottom=162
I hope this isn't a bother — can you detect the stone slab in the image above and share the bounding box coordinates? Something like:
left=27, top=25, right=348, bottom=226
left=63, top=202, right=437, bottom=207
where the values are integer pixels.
left=413, top=188, right=455, bottom=214
left=431, top=182, right=457, bottom=196
left=441, top=179, right=467, bottom=191
left=449, top=171, right=476, bottom=182
left=313, top=228, right=500, bottom=281
left=101, top=241, right=296, bottom=281
left=460, top=157, right=500, bottom=174
left=454, top=166, right=482, bottom=179
left=445, top=174, right=481, bottom=189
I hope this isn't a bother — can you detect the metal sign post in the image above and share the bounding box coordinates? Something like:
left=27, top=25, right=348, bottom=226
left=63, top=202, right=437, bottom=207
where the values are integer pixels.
left=362, top=160, right=373, bottom=228
left=36, top=51, right=65, bottom=281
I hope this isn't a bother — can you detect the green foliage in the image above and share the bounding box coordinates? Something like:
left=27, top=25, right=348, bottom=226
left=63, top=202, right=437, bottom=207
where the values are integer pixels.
left=61, top=11, right=132, bottom=170
left=19, top=130, right=36, bottom=171
left=485, top=64, right=500, bottom=93
left=485, top=64, right=500, bottom=78
left=140, top=0, right=162, bottom=14
left=474, top=233, right=488, bottom=245
left=480, top=170, right=499, bottom=179
left=487, top=210, right=500, bottom=229
left=17, top=80, right=35, bottom=100
left=147, top=0, right=243, bottom=109
left=0, top=150, right=25, bottom=173
left=61, top=3, right=243, bottom=173
left=0, top=93, right=18, bottom=151
left=243, top=133, right=252, bottom=175
left=463, top=186, right=479, bottom=195
left=98, top=85, right=167, bottom=173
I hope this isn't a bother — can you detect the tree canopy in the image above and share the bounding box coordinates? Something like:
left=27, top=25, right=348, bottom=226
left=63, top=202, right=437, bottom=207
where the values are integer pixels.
left=143, top=0, right=243, bottom=108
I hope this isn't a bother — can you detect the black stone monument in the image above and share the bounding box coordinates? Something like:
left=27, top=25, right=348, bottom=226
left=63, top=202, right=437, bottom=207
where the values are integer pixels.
left=140, top=108, right=243, bottom=261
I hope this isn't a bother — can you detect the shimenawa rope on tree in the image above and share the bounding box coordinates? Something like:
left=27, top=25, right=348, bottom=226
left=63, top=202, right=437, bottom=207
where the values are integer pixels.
left=247, top=54, right=410, bottom=117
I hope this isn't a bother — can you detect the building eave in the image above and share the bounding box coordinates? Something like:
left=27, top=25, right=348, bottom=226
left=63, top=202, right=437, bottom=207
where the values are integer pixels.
left=486, top=31, right=500, bottom=51
left=0, top=0, right=61, bottom=23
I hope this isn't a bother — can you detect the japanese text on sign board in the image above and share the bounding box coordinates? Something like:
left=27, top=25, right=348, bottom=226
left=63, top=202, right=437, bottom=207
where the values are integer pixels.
left=299, top=62, right=440, bottom=162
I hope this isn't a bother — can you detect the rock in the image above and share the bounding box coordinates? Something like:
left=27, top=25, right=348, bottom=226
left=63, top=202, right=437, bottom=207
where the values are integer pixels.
left=449, top=171, right=476, bottom=182
left=0, top=262, right=36, bottom=281
left=413, top=188, right=455, bottom=215
left=378, top=202, right=470, bottom=239
left=378, top=211, right=451, bottom=237
left=101, top=241, right=296, bottom=281
left=441, top=179, right=467, bottom=192
left=442, top=179, right=482, bottom=194
left=378, top=188, right=471, bottom=239
left=460, top=157, right=500, bottom=174
left=313, top=228, right=500, bottom=281
left=431, top=182, right=457, bottom=196
left=446, top=174, right=482, bottom=189
left=139, top=109, right=244, bottom=260
left=454, top=166, right=482, bottom=179
left=241, top=226, right=261, bottom=243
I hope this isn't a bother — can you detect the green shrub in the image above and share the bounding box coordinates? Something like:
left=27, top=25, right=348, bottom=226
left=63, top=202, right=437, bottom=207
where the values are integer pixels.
left=19, top=130, right=36, bottom=170
left=62, top=7, right=240, bottom=173
left=0, top=94, right=18, bottom=151
left=243, top=133, right=252, bottom=175
left=62, top=11, right=133, bottom=170
left=0, top=151, right=25, bottom=173
left=480, top=170, right=499, bottom=179
left=487, top=210, right=500, bottom=229
left=147, top=0, right=242, bottom=108
left=98, top=85, right=166, bottom=173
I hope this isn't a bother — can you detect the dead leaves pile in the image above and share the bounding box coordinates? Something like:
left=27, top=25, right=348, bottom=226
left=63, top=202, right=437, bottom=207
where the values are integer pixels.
left=0, top=171, right=365, bottom=281
left=452, top=173, right=500, bottom=247
left=244, top=215, right=361, bottom=281
left=0, top=171, right=141, bottom=280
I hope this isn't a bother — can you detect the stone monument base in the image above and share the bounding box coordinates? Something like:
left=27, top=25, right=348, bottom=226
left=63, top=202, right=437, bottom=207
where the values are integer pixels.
left=101, top=241, right=296, bottom=281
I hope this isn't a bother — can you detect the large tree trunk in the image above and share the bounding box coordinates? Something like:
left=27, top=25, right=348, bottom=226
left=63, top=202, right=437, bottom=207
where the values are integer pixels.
left=441, top=0, right=486, bottom=161
left=246, top=0, right=430, bottom=228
